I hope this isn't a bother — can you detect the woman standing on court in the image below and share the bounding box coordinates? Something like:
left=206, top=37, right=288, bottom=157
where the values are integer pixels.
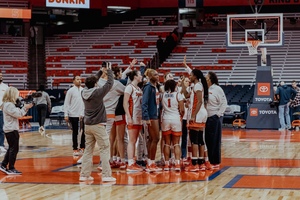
left=182, top=56, right=210, bottom=172
left=142, top=69, right=162, bottom=172
left=161, top=79, right=184, bottom=171
left=0, top=87, right=33, bottom=175
left=34, top=85, right=51, bottom=136
left=123, top=70, right=144, bottom=172
left=205, top=71, right=227, bottom=169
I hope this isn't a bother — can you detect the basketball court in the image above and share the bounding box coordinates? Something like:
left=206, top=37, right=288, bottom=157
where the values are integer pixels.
left=1, top=125, right=300, bottom=199
left=1, top=0, right=300, bottom=199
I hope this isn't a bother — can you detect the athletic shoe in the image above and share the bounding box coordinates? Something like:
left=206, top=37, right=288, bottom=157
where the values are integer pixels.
left=211, top=164, right=220, bottom=169
left=148, top=163, right=162, bottom=172
left=182, top=157, right=191, bottom=166
left=77, top=156, right=83, bottom=164
left=174, top=164, right=181, bottom=171
left=38, top=127, right=42, bottom=134
left=0, top=146, right=7, bottom=153
left=79, top=176, right=94, bottom=181
left=126, top=163, right=143, bottom=172
left=145, top=163, right=156, bottom=172
left=102, top=176, right=116, bottom=182
left=73, top=150, right=79, bottom=156
left=79, top=148, right=85, bottom=154
left=119, top=162, right=127, bottom=170
left=163, top=164, right=171, bottom=171
left=0, top=165, right=7, bottom=174
left=97, top=163, right=102, bottom=171
left=205, top=161, right=213, bottom=170
left=110, top=161, right=120, bottom=168
left=40, top=126, right=45, bottom=136
left=185, top=164, right=199, bottom=172
left=136, top=160, right=146, bottom=167
left=199, top=164, right=206, bottom=171
left=6, top=169, right=22, bottom=175
left=151, top=163, right=162, bottom=172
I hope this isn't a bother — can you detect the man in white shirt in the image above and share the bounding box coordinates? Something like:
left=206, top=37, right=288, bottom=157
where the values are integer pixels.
left=64, top=76, right=85, bottom=156
left=0, top=72, right=8, bottom=153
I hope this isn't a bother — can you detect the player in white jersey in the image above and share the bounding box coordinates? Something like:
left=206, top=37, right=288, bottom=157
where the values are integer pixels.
left=161, top=80, right=184, bottom=171
left=177, top=77, right=191, bottom=161
left=182, top=56, right=211, bottom=172
left=123, top=70, right=144, bottom=172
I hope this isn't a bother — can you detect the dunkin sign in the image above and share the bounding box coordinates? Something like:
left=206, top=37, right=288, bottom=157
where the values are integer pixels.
left=46, top=0, right=90, bottom=9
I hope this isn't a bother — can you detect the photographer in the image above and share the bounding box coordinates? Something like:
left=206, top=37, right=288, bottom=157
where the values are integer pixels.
left=0, top=87, right=33, bottom=175
left=34, top=85, right=51, bottom=136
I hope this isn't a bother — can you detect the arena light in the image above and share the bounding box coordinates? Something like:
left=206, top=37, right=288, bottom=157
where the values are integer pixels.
left=107, top=6, right=131, bottom=10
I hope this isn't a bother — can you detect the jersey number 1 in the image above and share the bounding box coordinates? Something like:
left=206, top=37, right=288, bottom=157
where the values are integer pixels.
left=168, top=99, right=171, bottom=107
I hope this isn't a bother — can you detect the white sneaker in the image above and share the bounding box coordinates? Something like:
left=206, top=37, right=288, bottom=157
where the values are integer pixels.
left=102, top=177, right=116, bottom=182
left=79, top=176, right=94, bottom=181
left=77, top=156, right=83, bottom=164
left=0, top=146, right=7, bottom=153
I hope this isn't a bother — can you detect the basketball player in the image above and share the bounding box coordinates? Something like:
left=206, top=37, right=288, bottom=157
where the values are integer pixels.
left=178, top=77, right=191, bottom=160
left=182, top=56, right=210, bottom=172
left=123, top=70, right=144, bottom=172
left=161, top=80, right=184, bottom=171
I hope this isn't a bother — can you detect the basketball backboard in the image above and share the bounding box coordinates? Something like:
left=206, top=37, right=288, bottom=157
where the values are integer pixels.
left=226, top=13, right=283, bottom=48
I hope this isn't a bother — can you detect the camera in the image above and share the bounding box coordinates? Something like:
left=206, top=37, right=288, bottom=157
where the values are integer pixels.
left=15, top=92, right=42, bottom=108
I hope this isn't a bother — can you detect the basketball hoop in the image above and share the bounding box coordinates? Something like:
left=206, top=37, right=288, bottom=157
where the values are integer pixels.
left=245, top=40, right=261, bottom=55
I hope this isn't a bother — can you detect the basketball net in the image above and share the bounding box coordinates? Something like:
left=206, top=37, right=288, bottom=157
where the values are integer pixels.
left=245, top=40, right=261, bottom=55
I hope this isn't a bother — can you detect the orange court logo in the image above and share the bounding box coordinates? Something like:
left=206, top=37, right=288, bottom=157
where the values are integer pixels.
left=250, top=108, right=258, bottom=117
left=257, top=83, right=270, bottom=96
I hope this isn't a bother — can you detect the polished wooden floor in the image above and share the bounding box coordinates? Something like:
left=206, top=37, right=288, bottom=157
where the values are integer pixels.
left=1, top=124, right=300, bottom=200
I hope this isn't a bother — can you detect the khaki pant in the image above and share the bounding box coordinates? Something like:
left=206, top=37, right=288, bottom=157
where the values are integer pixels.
left=80, top=124, right=112, bottom=178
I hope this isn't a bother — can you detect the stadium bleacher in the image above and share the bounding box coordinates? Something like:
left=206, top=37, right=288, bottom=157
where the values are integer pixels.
left=0, top=35, right=28, bottom=89
left=45, top=15, right=176, bottom=89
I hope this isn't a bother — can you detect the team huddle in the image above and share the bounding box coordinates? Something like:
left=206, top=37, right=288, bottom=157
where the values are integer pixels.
left=63, top=57, right=227, bottom=182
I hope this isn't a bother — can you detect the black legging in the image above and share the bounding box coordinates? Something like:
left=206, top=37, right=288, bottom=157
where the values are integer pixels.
left=181, top=119, right=188, bottom=158
left=37, top=104, right=47, bottom=127
left=2, top=130, right=19, bottom=170
left=69, top=117, right=85, bottom=150
left=205, top=115, right=222, bottom=165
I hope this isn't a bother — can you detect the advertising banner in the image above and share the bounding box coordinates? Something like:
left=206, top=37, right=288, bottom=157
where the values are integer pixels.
left=0, top=8, right=31, bottom=19
left=246, top=65, right=280, bottom=129
left=247, top=103, right=280, bottom=129
left=46, top=0, right=90, bottom=9
left=252, top=66, right=275, bottom=104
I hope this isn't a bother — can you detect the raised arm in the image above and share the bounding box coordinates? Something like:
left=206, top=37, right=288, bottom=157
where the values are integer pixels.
left=122, top=58, right=138, bottom=79
left=98, top=63, right=114, bottom=97
left=183, top=55, right=192, bottom=74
